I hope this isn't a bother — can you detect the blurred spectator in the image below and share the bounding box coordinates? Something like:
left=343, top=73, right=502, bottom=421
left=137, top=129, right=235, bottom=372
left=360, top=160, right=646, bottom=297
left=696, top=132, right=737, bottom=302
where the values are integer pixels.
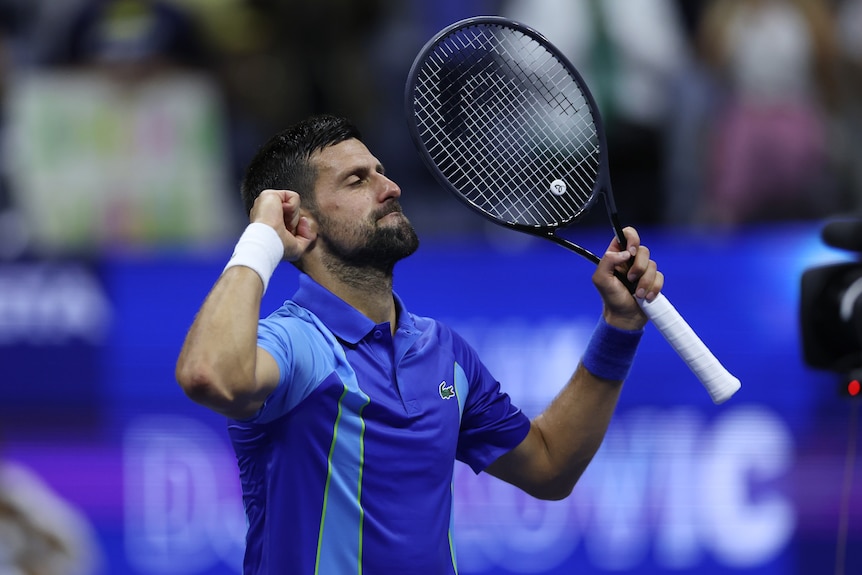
left=0, top=4, right=14, bottom=224
left=254, top=0, right=387, bottom=130
left=180, top=0, right=478, bottom=237
left=160, top=0, right=390, bottom=189
left=39, top=0, right=209, bottom=80
left=835, top=0, right=862, bottom=211
left=4, top=0, right=240, bottom=253
left=662, top=0, right=716, bottom=225
left=836, top=0, right=862, bottom=90
left=0, top=460, right=102, bottom=575
left=155, top=0, right=283, bottom=185
left=0, top=0, right=33, bottom=259
left=500, top=0, right=690, bottom=226
left=168, top=0, right=389, bottom=138
left=0, top=2, right=15, bottom=210
left=694, top=0, right=846, bottom=226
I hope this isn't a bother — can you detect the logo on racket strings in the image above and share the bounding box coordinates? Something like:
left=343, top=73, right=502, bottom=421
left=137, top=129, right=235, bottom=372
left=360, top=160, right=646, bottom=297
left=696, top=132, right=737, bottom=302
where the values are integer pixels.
left=550, top=179, right=567, bottom=196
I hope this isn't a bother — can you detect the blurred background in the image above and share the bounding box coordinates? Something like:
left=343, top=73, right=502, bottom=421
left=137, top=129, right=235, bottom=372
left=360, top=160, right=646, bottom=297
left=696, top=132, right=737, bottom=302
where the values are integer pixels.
left=1, top=0, right=861, bottom=573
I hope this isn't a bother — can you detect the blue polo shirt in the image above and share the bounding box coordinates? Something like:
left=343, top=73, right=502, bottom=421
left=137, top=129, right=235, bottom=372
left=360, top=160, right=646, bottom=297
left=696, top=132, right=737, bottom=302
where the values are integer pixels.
left=227, top=273, right=531, bottom=575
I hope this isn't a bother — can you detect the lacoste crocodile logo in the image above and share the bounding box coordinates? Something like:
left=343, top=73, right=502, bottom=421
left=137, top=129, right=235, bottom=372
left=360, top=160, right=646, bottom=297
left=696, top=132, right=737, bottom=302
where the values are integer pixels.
left=439, top=381, right=455, bottom=400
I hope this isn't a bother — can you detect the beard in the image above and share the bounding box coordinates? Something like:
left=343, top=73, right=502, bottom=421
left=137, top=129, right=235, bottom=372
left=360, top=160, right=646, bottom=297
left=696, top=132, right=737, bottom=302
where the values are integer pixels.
left=316, top=205, right=420, bottom=274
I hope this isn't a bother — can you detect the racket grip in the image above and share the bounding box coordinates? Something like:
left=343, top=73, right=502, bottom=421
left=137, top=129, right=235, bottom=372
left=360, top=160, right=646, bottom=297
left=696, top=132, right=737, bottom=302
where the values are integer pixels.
left=638, top=293, right=741, bottom=404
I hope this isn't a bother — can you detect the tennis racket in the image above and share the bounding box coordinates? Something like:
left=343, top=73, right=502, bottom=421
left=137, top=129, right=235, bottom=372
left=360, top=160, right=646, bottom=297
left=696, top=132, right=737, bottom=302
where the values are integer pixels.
left=404, top=16, right=740, bottom=404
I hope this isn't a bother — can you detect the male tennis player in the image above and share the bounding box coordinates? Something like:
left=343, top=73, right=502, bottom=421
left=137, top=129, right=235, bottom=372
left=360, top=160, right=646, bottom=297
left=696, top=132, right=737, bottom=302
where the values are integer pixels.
left=176, top=114, right=663, bottom=574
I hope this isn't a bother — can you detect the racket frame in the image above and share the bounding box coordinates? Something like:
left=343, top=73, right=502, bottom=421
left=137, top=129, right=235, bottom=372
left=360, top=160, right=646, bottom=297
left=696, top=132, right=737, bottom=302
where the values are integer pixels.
left=404, top=15, right=628, bottom=265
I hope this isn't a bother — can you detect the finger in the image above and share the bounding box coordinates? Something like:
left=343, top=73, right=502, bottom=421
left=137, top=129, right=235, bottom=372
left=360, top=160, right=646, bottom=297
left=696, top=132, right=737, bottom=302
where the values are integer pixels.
left=596, top=247, right=632, bottom=276
left=648, top=270, right=665, bottom=300
left=626, top=244, right=651, bottom=282
left=633, top=260, right=665, bottom=303
left=251, top=189, right=287, bottom=222
left=260, top=189, right=290, bottom=204
left=281, top=193, right=303, bottom=231
left=619, top=226, right=640, bottom=256
left=279, top=189, right=300, bottom=208
left=632, top=258, right=656, bottom=299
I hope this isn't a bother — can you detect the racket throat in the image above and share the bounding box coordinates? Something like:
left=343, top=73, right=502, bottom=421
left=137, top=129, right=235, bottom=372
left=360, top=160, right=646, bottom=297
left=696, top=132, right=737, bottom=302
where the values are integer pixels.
left=601, top=191, right=627, bottom=251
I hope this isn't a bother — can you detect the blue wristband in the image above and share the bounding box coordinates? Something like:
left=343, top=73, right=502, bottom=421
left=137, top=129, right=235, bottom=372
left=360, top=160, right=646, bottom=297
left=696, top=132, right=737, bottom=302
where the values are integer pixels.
left=581, top=318, right=644, bottom=381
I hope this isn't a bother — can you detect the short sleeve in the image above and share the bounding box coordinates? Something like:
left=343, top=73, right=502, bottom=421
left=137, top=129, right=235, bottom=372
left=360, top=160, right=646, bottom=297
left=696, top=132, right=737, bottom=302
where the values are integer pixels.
left=451, top=332, right=531, bottom=473
left=250, top=305, right=341, bottom=423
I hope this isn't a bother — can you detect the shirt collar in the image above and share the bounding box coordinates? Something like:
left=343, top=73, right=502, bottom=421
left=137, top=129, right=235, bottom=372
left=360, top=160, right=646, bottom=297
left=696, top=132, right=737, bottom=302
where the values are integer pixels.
left=291, top=273, right=414, bottom=345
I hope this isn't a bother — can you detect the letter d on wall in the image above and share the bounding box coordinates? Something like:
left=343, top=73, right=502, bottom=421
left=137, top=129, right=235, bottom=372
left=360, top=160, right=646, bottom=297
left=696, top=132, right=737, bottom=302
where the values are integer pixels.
left=123, top=415, right=242, bottom=574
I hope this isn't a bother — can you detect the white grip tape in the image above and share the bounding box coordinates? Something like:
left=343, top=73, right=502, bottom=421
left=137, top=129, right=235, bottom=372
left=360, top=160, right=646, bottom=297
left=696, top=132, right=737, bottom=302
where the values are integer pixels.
left=638, top=293, right=741, bottom=404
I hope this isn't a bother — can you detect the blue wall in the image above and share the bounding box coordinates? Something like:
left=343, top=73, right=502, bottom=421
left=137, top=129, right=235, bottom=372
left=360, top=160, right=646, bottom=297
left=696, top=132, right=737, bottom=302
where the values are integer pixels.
left=1, top=223, right=859, bottom=574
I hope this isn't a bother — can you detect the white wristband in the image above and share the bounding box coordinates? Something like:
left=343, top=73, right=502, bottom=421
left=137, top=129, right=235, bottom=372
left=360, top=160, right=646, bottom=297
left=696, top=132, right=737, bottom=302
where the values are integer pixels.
left=223, top=223, right=284, bottom=293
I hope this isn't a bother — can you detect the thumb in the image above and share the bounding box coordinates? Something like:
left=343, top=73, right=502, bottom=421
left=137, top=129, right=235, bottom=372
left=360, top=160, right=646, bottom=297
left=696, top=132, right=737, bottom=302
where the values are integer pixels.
left=295, top=216, right=316, bottom=244
left=593, top=248, right=631, bottom=288
left=282, top=216, right=315, bottom=262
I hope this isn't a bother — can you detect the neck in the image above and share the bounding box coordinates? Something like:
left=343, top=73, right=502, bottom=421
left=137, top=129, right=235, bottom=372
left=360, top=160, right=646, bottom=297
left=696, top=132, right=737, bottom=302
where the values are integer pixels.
left=308, top=256, right=397, bottom=327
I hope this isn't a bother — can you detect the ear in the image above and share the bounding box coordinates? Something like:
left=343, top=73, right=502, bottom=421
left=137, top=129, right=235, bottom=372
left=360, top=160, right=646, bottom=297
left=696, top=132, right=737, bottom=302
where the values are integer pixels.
left=299, top=207, right=319, bottom=236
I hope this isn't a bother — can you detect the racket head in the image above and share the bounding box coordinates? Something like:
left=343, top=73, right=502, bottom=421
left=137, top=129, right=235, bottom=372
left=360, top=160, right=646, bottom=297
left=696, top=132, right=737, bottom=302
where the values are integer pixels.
left=405, top=16, right=612, bottom=234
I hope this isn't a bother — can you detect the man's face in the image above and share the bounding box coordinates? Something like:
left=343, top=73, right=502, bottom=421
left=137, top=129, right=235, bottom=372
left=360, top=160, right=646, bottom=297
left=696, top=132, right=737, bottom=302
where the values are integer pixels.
left=307, top=139, right=419, bottom=271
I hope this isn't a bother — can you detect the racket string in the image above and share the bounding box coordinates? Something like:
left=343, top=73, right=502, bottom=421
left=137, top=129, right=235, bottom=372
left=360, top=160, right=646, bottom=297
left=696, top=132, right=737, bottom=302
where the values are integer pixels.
left=411, top=23, right=602, bottom=227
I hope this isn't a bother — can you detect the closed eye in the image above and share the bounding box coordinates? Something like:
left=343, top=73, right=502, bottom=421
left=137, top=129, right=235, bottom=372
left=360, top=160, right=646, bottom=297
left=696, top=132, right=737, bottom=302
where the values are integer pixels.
left=341, top=163, right=385, bottom=187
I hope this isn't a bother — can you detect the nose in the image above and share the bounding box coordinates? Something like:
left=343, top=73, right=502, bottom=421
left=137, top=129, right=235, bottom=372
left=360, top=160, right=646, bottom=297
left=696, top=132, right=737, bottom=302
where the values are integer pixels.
left=380, top=173, right=401, bottom=200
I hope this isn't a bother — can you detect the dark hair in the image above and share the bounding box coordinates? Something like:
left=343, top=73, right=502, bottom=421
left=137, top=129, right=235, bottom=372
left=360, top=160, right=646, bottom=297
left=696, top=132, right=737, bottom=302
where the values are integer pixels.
left=240, top=114, right=362, bottom=215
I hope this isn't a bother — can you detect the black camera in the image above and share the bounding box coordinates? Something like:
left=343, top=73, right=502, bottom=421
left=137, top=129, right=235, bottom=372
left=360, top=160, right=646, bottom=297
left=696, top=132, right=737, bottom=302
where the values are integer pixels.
left=800, top=219, right=862, bottom=375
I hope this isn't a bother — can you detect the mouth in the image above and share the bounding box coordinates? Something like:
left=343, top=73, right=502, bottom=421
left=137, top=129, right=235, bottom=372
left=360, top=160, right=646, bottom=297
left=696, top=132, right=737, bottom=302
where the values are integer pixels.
left=375, top=204, right=404, bottom=222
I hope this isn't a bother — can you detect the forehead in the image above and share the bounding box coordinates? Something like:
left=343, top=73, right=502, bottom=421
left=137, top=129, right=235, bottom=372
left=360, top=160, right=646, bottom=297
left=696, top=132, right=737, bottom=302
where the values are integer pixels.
left=311, top=138, right=377, bottom=176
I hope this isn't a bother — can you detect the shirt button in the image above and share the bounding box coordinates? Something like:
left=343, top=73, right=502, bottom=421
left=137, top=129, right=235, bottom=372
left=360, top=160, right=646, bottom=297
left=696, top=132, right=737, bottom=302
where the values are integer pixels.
left=373, top=330, right=383, bottom=339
